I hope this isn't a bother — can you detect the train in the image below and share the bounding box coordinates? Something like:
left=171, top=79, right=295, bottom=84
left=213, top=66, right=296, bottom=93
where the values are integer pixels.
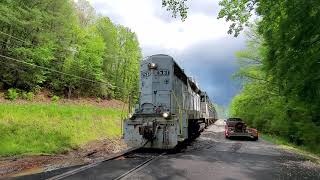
left=124, top=54, right=218, bottom=149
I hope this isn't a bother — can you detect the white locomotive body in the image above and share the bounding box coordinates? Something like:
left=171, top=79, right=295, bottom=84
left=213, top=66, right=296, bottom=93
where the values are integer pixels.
left=124, top=54, right=217, bottom=149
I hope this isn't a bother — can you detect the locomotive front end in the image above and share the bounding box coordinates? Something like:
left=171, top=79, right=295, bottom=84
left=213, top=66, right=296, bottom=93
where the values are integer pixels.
left=124, top=55, right=179, bottom=149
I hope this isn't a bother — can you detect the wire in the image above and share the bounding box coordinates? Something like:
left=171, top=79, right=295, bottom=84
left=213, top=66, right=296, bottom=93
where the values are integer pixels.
left=0, top=31, right=31, bottom=45
left=0, top=31, right=142, bottom=90
left=0, top=54, right=116, bottom=89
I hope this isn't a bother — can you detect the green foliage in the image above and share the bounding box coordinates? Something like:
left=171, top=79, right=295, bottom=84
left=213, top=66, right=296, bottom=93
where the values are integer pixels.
left=162, top=0, right=189, bottom=21
left=6, top=88, right=18, bottom=101
left=0, top=103, right=123, bottom=156
left=51, top=95, right=60, bottom=102
left=214, top=104, right=228, bottom=119
left=0, top=0, right=142, bottom=101
left=262, top=134, right=320, bottom=157
left=21, top=92, right=34, bottom=101
left=218, top=0, right=256, bottom=37
left=230, top=24, right=320, bottom=154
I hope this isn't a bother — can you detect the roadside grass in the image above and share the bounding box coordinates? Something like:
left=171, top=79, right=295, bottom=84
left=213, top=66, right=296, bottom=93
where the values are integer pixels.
left=0, top=103, right=125, bottom=157
left=261, top=134, right=320, bottom=164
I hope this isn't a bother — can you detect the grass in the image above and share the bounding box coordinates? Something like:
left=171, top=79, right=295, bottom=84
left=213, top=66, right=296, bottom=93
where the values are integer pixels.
left=0, top=103, right=125, bottom=157
left=261, top=134, right=320, bottom=164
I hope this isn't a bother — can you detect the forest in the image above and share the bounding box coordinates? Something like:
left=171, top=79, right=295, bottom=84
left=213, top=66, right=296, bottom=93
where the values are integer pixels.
left=217, top=0, right=320, bottom=153
left=0, top=0, right=142, bottom=101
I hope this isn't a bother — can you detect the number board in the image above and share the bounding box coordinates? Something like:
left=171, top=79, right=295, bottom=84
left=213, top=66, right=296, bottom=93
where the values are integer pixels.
left=156, top=69, right=170, bottom=76
left=141, top=70, right=170, bottom=78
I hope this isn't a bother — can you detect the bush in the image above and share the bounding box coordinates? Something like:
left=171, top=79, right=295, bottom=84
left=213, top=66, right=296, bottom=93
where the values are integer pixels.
left=96, top=97, right=102, bottom=103
left=6, top=88, right=19, bottom=101
left=33, top=85, right=42, bottom=94
left=21, top=92, right=35, bottom=101
left=51, top=95, right=60, bottom=102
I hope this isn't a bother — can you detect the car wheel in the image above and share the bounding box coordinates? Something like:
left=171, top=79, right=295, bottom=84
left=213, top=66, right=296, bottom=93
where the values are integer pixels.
left=253, top=136, right=258, bottom=141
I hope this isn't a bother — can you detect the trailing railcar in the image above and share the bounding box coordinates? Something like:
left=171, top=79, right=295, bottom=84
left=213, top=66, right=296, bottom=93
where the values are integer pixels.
left=200, top=92, right=217, bottom=126
left=124, top=54, right=217, bottom=149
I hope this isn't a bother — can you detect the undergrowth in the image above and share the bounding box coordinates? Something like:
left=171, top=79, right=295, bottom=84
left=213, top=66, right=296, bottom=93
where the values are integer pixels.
left=262, top=134, right=320, bottom=162
left=0, top=103, right=125, bottom=156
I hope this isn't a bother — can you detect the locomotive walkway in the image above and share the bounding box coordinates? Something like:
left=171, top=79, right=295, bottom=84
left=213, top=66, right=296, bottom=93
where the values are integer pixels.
left=15, top=120, right=320, bottom=180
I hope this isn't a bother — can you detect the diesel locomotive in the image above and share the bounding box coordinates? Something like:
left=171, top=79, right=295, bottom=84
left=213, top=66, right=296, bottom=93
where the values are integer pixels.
left=124, top=54, right=217, bottom=149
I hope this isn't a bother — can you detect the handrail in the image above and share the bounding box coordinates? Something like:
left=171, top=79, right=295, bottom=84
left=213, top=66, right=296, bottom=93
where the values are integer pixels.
left=171, top=91, right=183, bottom=135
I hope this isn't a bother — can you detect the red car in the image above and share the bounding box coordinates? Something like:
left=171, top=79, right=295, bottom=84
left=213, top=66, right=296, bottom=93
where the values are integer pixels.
left=225, top=118, right=258, bottom=140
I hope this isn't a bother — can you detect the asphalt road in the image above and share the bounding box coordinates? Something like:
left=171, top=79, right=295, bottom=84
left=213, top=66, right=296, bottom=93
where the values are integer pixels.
left=125, top=119, right=320, bottom=180
left=14, top=119, right=320, bottom=180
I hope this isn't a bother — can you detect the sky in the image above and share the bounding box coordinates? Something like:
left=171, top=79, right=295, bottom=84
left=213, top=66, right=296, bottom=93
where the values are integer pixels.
left=89, top=0, right=246, bottom=106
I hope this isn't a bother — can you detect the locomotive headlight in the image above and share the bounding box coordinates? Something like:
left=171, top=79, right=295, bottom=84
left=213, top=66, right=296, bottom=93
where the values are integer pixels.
left=162, top=112, right=170, bottom=118
left=148, top=63, right=157, bottom=69
left=129, top=113, right=136, bottom=120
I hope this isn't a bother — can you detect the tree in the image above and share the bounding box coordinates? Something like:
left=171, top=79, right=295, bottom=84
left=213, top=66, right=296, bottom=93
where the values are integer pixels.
left=230, top=26, right=320, bottom=152
left=162, top=0, right=188, bottom=21
left=74, top=0, right=96, bottom=27
left=0, top=0, right=142, bottom=101
left=0, top=0, right=78, bottom=91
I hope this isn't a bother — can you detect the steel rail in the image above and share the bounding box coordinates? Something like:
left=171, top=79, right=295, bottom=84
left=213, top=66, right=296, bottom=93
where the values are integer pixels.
left=46, top=147, right=141, bottom=180
left=113, top=152, right=166, bottom=180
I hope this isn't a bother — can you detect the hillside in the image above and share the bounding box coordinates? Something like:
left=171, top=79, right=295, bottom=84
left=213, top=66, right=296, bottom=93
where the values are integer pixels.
left=0, top=92, right=128, bottom=176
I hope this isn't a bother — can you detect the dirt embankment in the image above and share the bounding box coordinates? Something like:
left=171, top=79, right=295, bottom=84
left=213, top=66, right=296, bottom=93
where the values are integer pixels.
left=0, top=138, right=127, bottom=178
left=0, top=90, right=127, bottom=109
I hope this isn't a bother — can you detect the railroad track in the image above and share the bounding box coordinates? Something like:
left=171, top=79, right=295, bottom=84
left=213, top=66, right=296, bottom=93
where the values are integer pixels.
left=46, top=147, right=166, bottom=180
left=113, top=152, right=165, bottom=180
left=46, top=147, right=140, bottom=180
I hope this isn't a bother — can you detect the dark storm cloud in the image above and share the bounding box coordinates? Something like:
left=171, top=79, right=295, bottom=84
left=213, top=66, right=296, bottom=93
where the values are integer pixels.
left=174, top=36, right=245, bottom=106
left=142, top=36, right=246, bottom=106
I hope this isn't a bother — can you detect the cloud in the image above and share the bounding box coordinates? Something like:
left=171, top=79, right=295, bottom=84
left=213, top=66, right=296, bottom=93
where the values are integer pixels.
left=141, top=36, right=246, bottom=106
left=90, top=0, right=230, bottom=50
left=174, top=36, right=246, bottom=106
left=89, top=0, right=246, bottom=106
left=187, top=0, right=220, bottom=17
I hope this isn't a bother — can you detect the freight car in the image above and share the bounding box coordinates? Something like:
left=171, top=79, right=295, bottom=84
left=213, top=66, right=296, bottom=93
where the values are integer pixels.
left=124, top=54, right=217, bottom=149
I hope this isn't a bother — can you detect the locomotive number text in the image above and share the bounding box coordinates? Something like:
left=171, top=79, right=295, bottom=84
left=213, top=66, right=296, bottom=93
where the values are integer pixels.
left=141, top=69, right=170, bottom=78
left=141, top=71, right=151, bottom=78
left=156, top=69, right=170, bottom=76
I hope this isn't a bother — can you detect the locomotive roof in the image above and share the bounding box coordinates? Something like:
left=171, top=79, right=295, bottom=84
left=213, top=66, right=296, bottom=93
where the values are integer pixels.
left=144, top=54, right=203, bottom=94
